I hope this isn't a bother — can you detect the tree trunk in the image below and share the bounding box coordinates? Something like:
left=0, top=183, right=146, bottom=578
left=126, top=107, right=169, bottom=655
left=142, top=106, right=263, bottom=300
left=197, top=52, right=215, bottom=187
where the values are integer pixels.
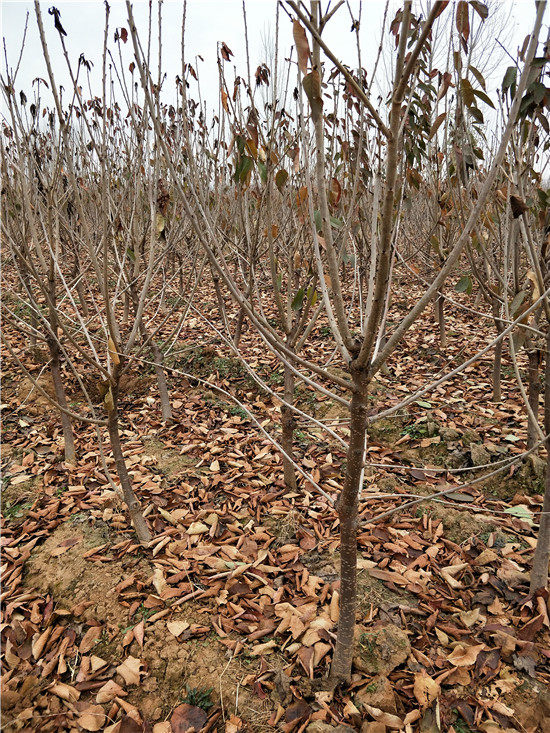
left=47, top=265, right=76, bottom=463
left=48, top=337, right=76, bottom=464
left=150, top=340, right=172, bottom=422
left=281, top=363, right=297, bottom=490
left=132, top=291, right=172, bottom=422
left=527, top=347, right=541, bottom=451
left=435, top=293, right=446, bottom=348
left=531, top=331, right=550, bottom=593
left=107, top=393, right=152, bottom=545
left=330, top=366, right=368, bottom=685
left=234, top=307, right=246, bottom=347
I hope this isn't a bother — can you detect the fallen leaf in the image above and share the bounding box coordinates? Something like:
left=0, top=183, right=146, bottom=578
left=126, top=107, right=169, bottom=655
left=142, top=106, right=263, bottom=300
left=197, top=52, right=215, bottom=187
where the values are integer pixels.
left=413, top=669, right=440, bottom=708
left=116, top=656, right=144, bottom=685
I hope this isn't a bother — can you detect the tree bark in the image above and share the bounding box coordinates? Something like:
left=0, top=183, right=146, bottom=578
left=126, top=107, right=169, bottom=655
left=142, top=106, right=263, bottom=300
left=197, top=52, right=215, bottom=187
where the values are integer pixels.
left=330, top=366, right=368, bottom=685
left=527, top=347, right=541, bottom=451
left=48, top=337, right=76, bottom=464
left=531, top=331, right=550, bottom=593
left=492, top=338, right=503, bottom=403
left=150, top=340, right=172, bottom=422
left=106, top=390, right=151, bottom=545
left=435, top=293, right=446, bottom=348
left=281, top=363, right=297, bottom=490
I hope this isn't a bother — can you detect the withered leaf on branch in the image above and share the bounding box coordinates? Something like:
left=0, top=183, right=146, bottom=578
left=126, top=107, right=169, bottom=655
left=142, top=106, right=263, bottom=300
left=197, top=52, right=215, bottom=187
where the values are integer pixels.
left=292, top=20, right=311, bottom=75
left=302, top=71, right=323, bottom=122
left=510, top=195, right=529, bottom=218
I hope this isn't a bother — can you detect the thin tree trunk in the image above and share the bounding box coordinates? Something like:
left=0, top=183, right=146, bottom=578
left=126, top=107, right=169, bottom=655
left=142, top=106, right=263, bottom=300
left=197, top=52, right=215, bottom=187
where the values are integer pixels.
left=48, top=338, right=76, bottom=464
left=493, top=338, right=503, bottom=402
left=527, top=347, right=541, bottom=450
left=435, top=293, right=446, bottom=348
left=122, top=292, right=130, bottom=326
left=531, top=331, right=550, bottom=593
left=330, top=367, right=368, bottom=685
left=72, top=256, right=89, bottom=319
left=281, top=363, right=297, bottom=490
left=150, top=340, right=172, bottom=422
left=47, top=267, right=76, bottom=464
left=131, top=286, right=172, bottom=422
left=234, top=307, right=247, bottom=347
left=106, top=391, right=151, bottom=545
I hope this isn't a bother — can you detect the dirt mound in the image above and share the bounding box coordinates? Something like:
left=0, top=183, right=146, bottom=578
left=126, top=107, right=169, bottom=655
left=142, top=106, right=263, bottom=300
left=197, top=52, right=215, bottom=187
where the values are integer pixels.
left=24, top=520, right=152, bottom=626
left=143, top=438, right=198, bottom=477
left=136, top=623, right=280, bottom=727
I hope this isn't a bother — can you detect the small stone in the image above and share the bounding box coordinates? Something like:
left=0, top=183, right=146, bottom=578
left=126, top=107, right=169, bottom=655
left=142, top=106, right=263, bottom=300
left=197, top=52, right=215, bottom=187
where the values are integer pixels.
left=440, top=427, right=460, bottom=441
left=353, top=624, right=411, bottom=676
left=470, top=443, right=490, bottom=467
left=526, top=453, right=545, bottom=478
left=355, top=676, right=396, bottom=713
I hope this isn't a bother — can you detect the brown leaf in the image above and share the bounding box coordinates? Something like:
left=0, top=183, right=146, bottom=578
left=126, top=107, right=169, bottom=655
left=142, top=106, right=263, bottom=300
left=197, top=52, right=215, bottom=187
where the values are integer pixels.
left=302, top=71, right=323, bottom=123
left=116, top=656, right=144, bottom=685
left=510, top=195, right=529, bottom=219
left=284, top=700, right=311, bottom=724
left=170, top=703, right=208, bottom=733
left=77, top=704, right=106, bottom=732
left=49, top=682, right=80, bottom=702
left=292, top=20, right=310, bottom=75
left=80, top=625, right=102, bottom=654
left=447, top=643, right=485, bottom=667
left=133, top=620, right=145, bottom=649
left=96, top=679, right=127, bottom=704
left=455, top=1, right=470, bottom=43
left=413, top=669, right=440, bottom=708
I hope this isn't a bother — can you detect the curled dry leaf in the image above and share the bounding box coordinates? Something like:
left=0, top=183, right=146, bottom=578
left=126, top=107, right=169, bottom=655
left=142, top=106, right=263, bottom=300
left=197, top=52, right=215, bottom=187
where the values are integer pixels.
left=77, top=704, right=106, bottom=732
left=166, top=620, right=190, bottom=637
left=49, top=682, right=80, bottom=702
left=116, top=655, right=144, bottom=685
left=96, top=679, right=127, bottom=704
left=413, top=669, right=440, bottom=708
left=292, top=20, right=310, bottom=75
left=447, top=643, right=485, bottom=667
left=362, top=704, right=404, bottom=729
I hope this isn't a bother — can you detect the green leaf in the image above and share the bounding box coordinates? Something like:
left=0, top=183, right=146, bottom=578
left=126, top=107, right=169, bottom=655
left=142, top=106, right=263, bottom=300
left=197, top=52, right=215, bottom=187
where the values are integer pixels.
left=502, top=66, right=517, bottom=95
left=330, top=216, right=344, bottom=229
left=455, top=275, right=473, bottom=294
left=302, top=70, right=323, bottom=122
left=291, top=287, right=305, bottom=311
left=314, top=210, right=322, bottom=233
left=473, top=87, right=495, bottom=108
left=126, top=247, right=136, bottom=262
left=503, top=505, right=534, bottom=526
left=307, top=285, right=318, bottom=307
left=416, top=400, right=432, bottom=408
left=510, top=290, right=526, bottom=317
left=257, top=160, right=267, bottom=184
left=275, top=169, right=288, bottom=190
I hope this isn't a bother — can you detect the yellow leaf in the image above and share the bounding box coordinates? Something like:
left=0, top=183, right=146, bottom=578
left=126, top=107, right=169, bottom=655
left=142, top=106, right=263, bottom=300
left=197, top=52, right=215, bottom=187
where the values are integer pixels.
left=156, top=213, right=165, bottom=235
left=104, top=387, right=115, bottom=412
left=108, top=336, right=120, bottom=366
